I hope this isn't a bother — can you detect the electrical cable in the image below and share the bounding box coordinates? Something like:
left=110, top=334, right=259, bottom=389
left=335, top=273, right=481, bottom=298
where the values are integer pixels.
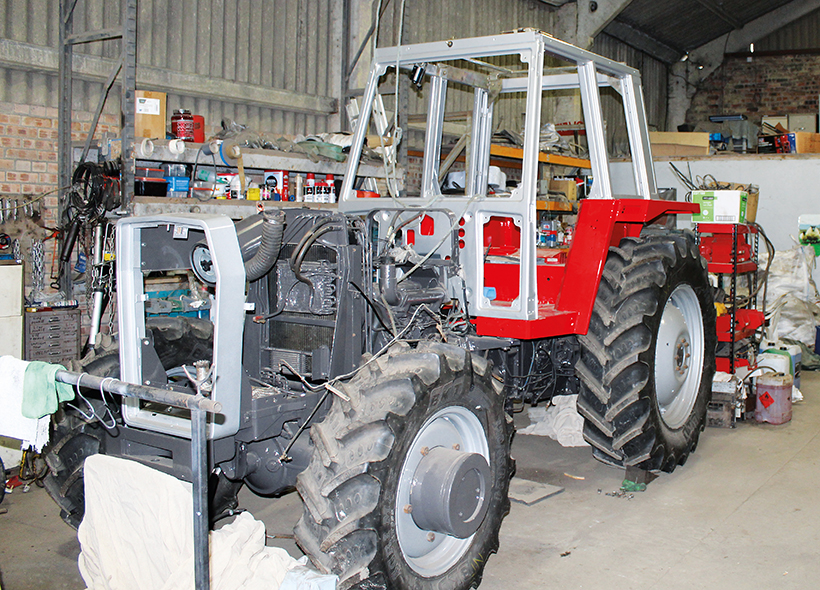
left=397, top=194, right=478, bottom=284
left=278, top=303, right=438, bottom=461
left=349, top=280, right=396, bottom=336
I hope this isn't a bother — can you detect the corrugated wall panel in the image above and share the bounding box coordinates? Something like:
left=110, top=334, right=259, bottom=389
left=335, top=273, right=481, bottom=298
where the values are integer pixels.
left=756, top=6, right=820, bottom=52
left=1, top=0, right=667, bottom=147
left=367, top=0, right=556, bottom=150
left=363, top=3, right=666, bottom=157
left=593, top=33, right=668, bottom=155
left=0, top=0, right=338, bottom=134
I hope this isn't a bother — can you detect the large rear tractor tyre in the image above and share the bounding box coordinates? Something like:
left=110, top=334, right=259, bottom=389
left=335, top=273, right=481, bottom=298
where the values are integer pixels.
left=576, top=233, right=716, bottom=473
left=295, top=342, right=514, bottom=590
left=44, top=317, right=217, bottom=529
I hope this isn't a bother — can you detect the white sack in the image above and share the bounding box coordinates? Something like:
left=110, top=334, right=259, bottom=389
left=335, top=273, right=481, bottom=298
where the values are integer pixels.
left=760, top=246, right=820, bottom=345
left=78, top=455, right=336, bottom=590
left=519, top=395, right=589, bottom=447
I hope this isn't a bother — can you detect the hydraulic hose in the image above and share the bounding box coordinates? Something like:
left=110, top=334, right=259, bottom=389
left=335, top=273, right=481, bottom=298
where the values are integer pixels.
left=244, top=210, right=285, bottom=282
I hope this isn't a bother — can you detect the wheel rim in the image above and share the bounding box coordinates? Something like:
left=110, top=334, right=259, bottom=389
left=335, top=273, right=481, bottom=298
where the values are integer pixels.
left=654, top=284, right=705, bottom=429
left=395, top=406, right=490, bottom=577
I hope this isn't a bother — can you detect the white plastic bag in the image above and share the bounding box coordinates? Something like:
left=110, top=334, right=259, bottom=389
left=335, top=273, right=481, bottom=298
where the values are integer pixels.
left=761, top=246, right=820, bottom=345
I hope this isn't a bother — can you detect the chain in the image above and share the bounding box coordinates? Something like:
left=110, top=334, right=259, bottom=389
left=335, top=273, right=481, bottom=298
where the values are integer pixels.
left=83, top=224, right=94, bottom=317
left=104, top=224, right=117, bottom=334
left=11, top=238, right=21, bottom=263
left=30, top=240, right=45, bottom=301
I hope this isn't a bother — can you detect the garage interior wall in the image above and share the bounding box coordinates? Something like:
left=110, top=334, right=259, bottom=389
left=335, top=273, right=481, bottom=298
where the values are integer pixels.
left=684, top=6, right=820, bottom=128
left=0, top=0, right=668, bottom=262
left=0, top=0, right=673, bottom=197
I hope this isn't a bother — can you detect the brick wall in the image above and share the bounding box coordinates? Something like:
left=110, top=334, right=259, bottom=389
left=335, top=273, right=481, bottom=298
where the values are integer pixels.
left=687, top=53, right=820, bottom=127
left=0, top=102, right=121, bottom=341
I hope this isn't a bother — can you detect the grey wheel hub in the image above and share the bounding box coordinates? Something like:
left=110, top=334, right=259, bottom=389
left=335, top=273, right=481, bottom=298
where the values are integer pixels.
left=395, top=406, right=490, bottom=577
left=409, top=446, right=490, bottom=539
left=654, top=284, right=705, bottom=429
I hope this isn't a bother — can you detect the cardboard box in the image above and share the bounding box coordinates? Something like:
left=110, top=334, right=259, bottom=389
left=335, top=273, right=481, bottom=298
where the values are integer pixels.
left=788, top=132, right=820, bottom=153
left=135, top=90, right=166, bottom=139
left=548, top=178, right=577, bottom=201
left=649, top=132, right=710, bottom=156
left=692, top=190, right=748, bottom=224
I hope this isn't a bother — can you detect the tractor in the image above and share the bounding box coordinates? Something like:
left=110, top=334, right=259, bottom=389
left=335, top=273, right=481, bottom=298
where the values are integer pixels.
left=46, top=29, right=715, bottom=590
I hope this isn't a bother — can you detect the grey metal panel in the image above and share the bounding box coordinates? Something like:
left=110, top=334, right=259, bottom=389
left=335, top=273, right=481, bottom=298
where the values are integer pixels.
left=0, top=0, right=339, bottom=135
left=756, top=5, right=820, bottom=51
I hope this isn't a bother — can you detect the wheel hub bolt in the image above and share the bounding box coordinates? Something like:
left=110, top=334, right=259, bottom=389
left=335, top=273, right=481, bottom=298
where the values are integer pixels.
left=427, top=532, right=436, bottom=542
left=404, top=504, right=413, bottom=514
left=675, top=337, right=691, bottom=375
left=452, top=444, right=460, bottom=451
left=420, top=446, right=429, bottom=456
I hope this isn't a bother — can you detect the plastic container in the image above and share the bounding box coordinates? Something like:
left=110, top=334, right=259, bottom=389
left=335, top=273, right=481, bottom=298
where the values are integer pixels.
left=759, top=340, right=802, bottom=390
left=190, top=182, right=219, bottom=200
left=134, top=177, right=167, bottom=196
left=136, top=166, right=164, bottom=178
left=162, top=163, right=187, bottom=177
left=755, top=372, right=793, bottom=424
left=171, top=109, right=195, bottom=141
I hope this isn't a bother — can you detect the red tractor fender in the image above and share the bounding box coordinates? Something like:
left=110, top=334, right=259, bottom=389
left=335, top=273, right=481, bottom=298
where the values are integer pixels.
left=473, top=198, right=700, bottom=340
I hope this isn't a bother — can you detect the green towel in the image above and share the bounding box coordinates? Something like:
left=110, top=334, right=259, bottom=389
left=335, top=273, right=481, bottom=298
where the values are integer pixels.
left=22, top=362, right=75, bottom=419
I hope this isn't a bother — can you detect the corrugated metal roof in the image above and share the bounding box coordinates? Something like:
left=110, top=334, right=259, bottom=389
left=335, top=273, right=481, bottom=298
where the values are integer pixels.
left=756, top=5, right=820, bottom=51
left=606, top=0, right=798, bottom=58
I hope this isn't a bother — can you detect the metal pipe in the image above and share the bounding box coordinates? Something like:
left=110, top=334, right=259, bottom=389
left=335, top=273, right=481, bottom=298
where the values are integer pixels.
left=53, top=370, right=223, bottom=413
left=191, top=406, right=209, bottom=590
left=54, top=367, right=219, bottom=590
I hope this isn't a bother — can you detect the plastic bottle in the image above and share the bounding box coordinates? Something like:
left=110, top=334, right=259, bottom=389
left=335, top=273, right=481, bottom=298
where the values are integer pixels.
left=295, top=174, right=304, bottom=202
left=196, top=169, right=217, bottom=182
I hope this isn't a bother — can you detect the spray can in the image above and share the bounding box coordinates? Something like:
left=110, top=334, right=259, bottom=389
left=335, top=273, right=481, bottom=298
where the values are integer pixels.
left=304, top=173, right=316, bottom=203
left=326, top=174, right=336, bottom=203
left=281, top=172, right=290, bottom=201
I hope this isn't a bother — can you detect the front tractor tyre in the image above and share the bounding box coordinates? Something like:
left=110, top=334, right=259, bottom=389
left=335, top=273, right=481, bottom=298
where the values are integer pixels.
left=577, top=233, right=716, bottom=473
left=44, top=317, right=218, bottom=529
left=295, top=342, right=514, bottom=590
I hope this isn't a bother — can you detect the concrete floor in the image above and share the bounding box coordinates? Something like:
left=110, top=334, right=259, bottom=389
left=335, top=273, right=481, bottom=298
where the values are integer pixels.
left=2, top=371, right=820, bottom=590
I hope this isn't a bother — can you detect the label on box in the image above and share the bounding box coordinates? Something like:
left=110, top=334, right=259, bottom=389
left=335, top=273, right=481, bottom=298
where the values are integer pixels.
left=164, top=176, right=190, bottom=192
left=692, top=190, right=748, bottom=224
left=136, top=97, right=161, bottom=115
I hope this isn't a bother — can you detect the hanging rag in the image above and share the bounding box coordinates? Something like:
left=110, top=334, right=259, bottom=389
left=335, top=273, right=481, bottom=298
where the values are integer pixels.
left=0, top=355, right=50, bottom=451
left=21, top=361, right=75, bottom=419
